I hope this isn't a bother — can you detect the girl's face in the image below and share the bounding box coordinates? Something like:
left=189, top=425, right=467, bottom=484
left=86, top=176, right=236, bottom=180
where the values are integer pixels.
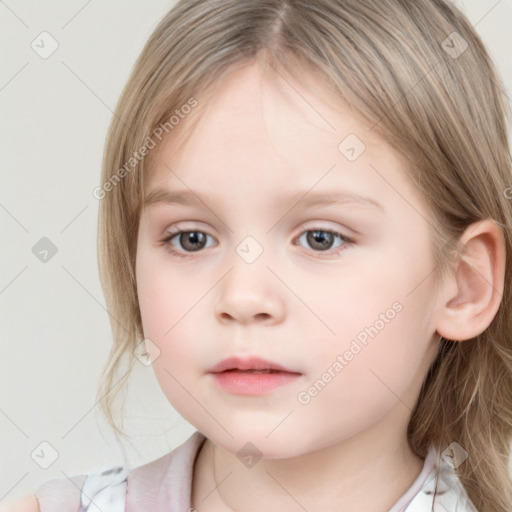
left=136, top=61, right=442, bottom=458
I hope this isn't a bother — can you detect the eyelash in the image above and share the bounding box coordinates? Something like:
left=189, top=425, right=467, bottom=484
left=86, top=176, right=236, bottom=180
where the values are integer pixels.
left=160, top=227, right=354, bottom=259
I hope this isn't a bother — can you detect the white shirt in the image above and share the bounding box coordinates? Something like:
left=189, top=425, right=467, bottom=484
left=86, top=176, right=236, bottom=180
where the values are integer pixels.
left=35, top=431, right=477, bottom=512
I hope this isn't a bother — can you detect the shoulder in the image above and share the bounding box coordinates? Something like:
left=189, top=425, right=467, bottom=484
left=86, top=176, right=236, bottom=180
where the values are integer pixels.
left=34, top=467, right=128, bottom=512
left=0, top=493, right=40, bottom=512
left=32, top=473, right=87, bottom=512
left=0, top=475, right=88, bottom=512
left=30, top=431, right=206, bottom=512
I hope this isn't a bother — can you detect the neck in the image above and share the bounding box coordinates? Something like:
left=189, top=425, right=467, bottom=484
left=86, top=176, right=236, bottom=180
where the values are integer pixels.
left=191, top=408, right=425, bottom=512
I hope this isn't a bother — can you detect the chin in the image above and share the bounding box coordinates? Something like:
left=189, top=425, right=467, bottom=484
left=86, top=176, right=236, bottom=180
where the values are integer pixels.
left=203, top=426, right=312, bottom=461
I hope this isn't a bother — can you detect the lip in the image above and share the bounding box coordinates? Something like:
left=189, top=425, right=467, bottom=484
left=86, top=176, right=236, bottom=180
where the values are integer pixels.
left=208, top=356, right=302, bottom=396
left=208, top=356, right=299, bottom=374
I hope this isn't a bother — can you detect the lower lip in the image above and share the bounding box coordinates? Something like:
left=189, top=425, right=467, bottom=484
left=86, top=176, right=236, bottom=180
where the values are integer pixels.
left=210, top=370, right=301, bottom=395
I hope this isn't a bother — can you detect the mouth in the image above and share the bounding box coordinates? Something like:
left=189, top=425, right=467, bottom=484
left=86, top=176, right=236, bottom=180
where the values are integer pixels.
left=220, top=369, right=283, bottom=374
left=208, top=356, right=302, bottom=395
left=208, top=356, right=301, bottom=374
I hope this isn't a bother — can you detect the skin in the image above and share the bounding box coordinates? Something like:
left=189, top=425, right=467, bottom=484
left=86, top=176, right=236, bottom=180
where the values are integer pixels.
left=135, top=59, right=505, bottom=512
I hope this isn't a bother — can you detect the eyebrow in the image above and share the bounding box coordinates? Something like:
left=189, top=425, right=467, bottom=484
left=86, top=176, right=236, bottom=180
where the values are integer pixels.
left=143, top=187, right=384, bottom=213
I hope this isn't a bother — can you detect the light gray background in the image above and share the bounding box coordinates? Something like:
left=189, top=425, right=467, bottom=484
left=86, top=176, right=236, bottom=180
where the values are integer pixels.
left=1, top=0, right=511, bottom=503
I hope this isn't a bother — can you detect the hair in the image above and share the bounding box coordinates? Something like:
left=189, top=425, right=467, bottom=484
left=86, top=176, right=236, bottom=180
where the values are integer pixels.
left=96, top=0, right=512, bottom=509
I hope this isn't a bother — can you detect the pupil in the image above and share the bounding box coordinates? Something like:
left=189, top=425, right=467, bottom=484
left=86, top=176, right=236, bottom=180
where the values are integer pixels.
left=308, top=230, right=332, bottom=250
left=182, top=232, right=205, bottom=251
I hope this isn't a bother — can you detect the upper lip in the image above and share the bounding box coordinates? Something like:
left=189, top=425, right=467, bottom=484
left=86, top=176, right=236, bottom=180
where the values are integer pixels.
left=209, top=356, right=301, bottom=374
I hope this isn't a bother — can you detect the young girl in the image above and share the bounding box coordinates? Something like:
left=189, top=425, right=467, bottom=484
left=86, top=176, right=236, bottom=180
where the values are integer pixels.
left=12, top=0, right=512, bottom=510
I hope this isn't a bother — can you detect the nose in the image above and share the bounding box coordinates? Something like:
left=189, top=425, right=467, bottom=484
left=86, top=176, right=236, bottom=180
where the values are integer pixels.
left=214, top=259, right=286, bottom=326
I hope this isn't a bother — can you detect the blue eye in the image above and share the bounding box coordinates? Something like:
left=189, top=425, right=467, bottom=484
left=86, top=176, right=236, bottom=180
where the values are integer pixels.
left=160, top=228, right=353, bottom=258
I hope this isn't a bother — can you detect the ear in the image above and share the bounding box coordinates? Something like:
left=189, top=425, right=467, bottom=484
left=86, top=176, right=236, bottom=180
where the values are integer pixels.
left=435, top=219, right=506, bottom=342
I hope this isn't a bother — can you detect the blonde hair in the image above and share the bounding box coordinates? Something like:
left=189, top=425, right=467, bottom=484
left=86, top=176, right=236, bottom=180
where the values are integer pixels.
left=96, top=0, right=512, bottom=509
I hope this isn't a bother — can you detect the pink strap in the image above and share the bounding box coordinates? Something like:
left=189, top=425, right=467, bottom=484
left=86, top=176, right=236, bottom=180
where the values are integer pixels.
left=125, top=432, right=206, bottom=512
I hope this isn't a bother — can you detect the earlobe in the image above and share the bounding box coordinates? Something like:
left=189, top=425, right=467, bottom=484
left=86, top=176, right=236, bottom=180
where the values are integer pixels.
left=435, top=219, right=506, bottom=342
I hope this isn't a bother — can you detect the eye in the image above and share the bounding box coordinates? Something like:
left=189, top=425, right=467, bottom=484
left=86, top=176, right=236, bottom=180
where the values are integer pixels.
left=161, top=230, right=215, bottom=257
left=294, top=229, right=353, bottom=256
left=160, top=227, right=354, bottom=258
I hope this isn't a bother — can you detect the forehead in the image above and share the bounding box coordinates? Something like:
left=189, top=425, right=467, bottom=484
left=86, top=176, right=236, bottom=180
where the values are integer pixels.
left=145, top=60, right=418, bottom=212
left=156, top=61, right=383, bottom=151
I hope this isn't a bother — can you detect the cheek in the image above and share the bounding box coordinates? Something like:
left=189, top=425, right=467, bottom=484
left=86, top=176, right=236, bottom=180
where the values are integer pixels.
left=302, top=250, right=436, bottom=403
left=136, top=248, right=203, bottom=385
left=136, top=244, right=204, bottom=341
left=136, top=257, right=205, bottom=420
left=138, top=285, right=201, bottom=375
left=293, top=304, right=434, bottom=448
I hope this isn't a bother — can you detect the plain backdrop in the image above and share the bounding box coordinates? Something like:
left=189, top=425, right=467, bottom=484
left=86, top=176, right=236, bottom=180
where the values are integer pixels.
left=1, top=0, right=511, bottom=503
